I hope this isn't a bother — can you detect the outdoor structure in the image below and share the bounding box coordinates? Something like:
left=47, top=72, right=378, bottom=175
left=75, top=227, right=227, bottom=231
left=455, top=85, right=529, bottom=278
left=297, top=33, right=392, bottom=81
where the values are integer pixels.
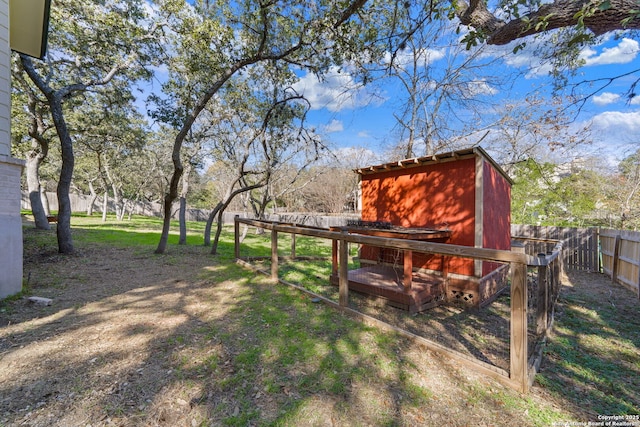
left=336, top=146, right=513, bottom=311
left=234, top=216, right=563, bottom=393
left=0, top=0, right=26, bottom=299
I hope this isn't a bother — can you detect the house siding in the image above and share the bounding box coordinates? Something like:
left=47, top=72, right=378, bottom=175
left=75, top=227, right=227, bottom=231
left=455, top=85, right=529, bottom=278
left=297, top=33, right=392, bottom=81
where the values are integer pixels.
left=0, top=0, right=25, bottom=299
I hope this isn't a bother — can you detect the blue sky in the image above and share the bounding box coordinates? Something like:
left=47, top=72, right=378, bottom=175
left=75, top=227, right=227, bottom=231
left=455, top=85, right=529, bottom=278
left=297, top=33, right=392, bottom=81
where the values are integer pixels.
left=145, top=1, right=640, bottom=168
left=291, top=31, right=640, bottom=166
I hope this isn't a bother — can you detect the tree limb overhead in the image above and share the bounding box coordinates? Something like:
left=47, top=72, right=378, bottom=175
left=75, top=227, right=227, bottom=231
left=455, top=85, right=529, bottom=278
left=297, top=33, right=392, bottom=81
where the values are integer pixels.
left=456, top=0, right=640, bottom=45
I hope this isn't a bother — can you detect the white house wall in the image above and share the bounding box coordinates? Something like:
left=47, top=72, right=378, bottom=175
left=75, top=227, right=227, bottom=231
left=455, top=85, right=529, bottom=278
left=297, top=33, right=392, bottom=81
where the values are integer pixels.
left=0, top=0, right=25, bottom=299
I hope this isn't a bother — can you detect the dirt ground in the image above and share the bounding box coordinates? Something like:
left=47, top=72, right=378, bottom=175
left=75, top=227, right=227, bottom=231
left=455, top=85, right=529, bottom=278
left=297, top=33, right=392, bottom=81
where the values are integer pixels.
left=0, top=232, right=635, bottom=426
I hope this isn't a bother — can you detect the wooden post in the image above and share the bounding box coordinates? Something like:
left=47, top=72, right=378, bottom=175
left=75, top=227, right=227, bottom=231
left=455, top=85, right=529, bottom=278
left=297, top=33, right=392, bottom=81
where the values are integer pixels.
left=536, top=253, right=548, bottom=336
left=291, top=224, right=296, bottom=259
left=636, top=238, right=640, bottom=299
left=510, top=241, right=528, bottom=393
left=595, top=228, right=602, bottom=273
left=271, top=227, right=278, bottom=281
left=510, top=260, right=528, bottom=393
left=234, top=215, right=240, bottom=260
left=330, top=227, right=339, bottom=278
left=442, top=255, right=450, bottom=302
left=554, top=248, right=562, bottom=302
left=403, top=249, right=413, bottom=290
left=339, top=232, right=349, bottom=307
left=612, top=234, right=621, bottom=285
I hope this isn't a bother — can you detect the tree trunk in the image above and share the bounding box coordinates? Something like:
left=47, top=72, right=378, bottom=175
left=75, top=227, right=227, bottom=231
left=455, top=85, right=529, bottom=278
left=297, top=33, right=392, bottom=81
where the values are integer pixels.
left=102, top=191, right=108, bottom=223
left=87, top=180, right=97, bottom=216
left=49, top=98, right=74, bottom=253
left=204, top=202, right=222, bottom=247
left=211, top=210, right=225, bottom=255
left=25, top=148, right=50, bottom=230
left=208, top=182, right=266, bottom=254
left=156, top=192, right=178, bottom=254
left=20, top=55, right=74, bottom=252
left=40, top=186, right=50, bottom=216
left=179, top=163, right=191, bottom=245
left=103, top=158, right=124, bottom=221
left=240, top=223, right=249, bottom=244
left=179, top=197, right=187, bottom=245
left=115, top=187, right=124, bottom=221
left=155, top=133, right=184, bottom=253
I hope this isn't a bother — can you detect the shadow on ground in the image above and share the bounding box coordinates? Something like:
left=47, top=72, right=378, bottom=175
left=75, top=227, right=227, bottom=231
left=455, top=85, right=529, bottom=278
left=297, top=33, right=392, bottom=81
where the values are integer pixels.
left=2, top=226, right=629, bottom=425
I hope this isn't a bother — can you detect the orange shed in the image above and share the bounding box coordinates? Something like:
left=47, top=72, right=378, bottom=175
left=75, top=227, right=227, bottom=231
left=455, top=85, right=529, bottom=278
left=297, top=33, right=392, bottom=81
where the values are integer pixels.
left=356, top=146, right=512, bottom=307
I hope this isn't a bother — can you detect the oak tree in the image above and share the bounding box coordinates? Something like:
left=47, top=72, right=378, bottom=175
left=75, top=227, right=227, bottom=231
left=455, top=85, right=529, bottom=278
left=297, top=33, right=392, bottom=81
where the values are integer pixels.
left=17, top=0, right=161, bottom=253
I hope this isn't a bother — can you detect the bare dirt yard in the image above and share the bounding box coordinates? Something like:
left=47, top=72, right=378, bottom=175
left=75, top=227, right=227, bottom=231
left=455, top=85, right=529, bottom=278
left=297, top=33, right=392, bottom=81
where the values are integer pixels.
left=1, top=226, right=638, bottom=426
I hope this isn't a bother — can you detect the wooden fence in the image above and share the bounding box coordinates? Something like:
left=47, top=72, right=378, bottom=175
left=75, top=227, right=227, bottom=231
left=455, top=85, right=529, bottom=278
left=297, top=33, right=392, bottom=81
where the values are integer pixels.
left=511, top=225, right=598, bottom=272
left=512, top=224, right=640, bottom=298
left=600, top=228, right=640, bottom=297
left=235, top=217, right=564, bottom=394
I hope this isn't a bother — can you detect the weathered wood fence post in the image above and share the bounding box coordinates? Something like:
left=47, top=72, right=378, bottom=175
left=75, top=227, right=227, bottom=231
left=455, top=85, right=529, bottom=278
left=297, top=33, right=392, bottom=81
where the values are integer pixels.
left=339, top=229, right=349, bottom=307
left=510, top=242, right=528, bottom=393
left=234, top=215, right=240, bottom=260
left=291, top=224, right=296, bottom=259
left=271, top=226, right=278, bottom=281
left=330, top=226, right=339, bottom=278
left=612, top=234, right=621, bottom=285
left=537, top=253, right=548, bottom=336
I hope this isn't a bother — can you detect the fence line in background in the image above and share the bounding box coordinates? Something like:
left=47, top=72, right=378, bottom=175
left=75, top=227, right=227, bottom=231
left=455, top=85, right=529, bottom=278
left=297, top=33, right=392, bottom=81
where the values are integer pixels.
left=21, top=191, right=358, bottom=226
left=21, top=191, right=638, bottom=298
left=511, top=225, right=598, bottom=272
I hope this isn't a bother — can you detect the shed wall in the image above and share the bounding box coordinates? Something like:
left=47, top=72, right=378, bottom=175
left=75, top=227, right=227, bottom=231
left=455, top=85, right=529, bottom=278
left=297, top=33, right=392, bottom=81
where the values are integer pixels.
left=360, top=158, right=476, bottom=276
left=482, top=160, right=512, bottom=275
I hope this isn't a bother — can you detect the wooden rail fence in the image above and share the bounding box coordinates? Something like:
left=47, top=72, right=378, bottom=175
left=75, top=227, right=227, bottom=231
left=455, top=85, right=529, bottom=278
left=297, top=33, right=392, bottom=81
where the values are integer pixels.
left=235, top=217, right=564, bottom=394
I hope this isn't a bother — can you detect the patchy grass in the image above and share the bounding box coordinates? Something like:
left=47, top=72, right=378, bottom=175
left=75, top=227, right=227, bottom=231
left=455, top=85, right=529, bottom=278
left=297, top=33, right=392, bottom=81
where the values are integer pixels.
left=534, top=270, right=640, bottom=418
left=1, top=215, right=637, bottom=426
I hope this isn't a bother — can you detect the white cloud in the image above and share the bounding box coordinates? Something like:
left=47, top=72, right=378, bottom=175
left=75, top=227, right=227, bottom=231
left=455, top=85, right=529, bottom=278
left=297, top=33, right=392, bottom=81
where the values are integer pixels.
left=481, top=35, right=639, bottom=79
left=384, top=48, right=446, bottom=68
left=357, top=131, right=370, bottom=138
left=293, top=67, right=373, bottom=112
left=592, top=92, right=621, bottom=106
left=323, top=119, right=344, bottom=133
left=590, top=110, right=640, bottom=131
left=478, top=33, right=555, bottom=78
left=581, top=38, right=639, bottom=66
left=466, top=80, right=499, bottom=96
left=583, top=111, right=640, bottom=159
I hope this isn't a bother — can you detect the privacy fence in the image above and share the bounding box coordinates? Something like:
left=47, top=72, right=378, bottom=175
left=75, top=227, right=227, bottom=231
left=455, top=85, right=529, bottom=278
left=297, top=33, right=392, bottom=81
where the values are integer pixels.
left=234, top=217, right=564, bottom=394
left=511, top=225, right=640, bottom=298
left=21, top=192, right=358, bottom=225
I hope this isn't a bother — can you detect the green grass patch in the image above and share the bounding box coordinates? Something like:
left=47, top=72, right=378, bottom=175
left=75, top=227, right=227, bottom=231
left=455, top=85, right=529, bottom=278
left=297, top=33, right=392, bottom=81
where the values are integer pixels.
left=16, top=214, right=623, bottom=426
left=535, top=279, right=640, bottom=418
left=22, top=213, right=232, bottom=250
